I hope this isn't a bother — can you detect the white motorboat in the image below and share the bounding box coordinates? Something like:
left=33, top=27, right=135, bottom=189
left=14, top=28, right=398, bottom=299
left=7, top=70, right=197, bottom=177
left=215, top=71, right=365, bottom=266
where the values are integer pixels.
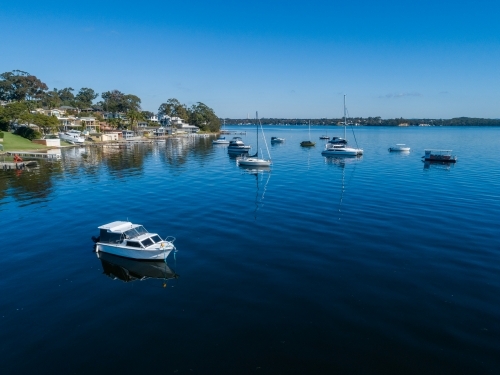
left=322, top=95, right=363, bottom=156
left=238, top=112, right=272, bottom=167
left=389, top=144, right=410, bottom=152
left=58, top=130, right=85, bottom=144
left=212, top=136, right=230, bottom=144
left=270, top=137, right=285, bottom=143
left=92, top=221, right=176, bottom=260
left=228, top=137, right=251, bottom=153
left=213, top=119, right=230, bottom=144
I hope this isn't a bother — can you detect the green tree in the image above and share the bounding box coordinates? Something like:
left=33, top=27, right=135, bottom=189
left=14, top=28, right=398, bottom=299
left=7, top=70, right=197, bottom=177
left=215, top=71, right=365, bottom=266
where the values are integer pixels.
left=101, top=90, right=141, bottom=114
left=158, top=98, right=189, bottom=120
left=126, top=110, right=145, bottom=132
left=0, top=70, right=48, bottom=101
left=42, top=89, right=61, bottom=109
left=188, top=102, right=220, bottom=132
left=57, top=87, right=75, bottom=105
left=75, top=87, right=98, bottom=108
left=32, top=113, right=59, bottom=134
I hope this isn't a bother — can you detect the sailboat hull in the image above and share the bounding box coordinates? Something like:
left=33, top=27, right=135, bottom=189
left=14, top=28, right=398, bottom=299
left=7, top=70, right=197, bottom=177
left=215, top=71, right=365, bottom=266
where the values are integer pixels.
left=237, top=158, right=272, bottom=166
left=322, top=148, right=361, bottom=156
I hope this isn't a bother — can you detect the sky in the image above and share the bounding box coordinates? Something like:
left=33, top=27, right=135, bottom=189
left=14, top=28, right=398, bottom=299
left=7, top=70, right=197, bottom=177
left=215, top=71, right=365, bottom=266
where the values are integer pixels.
left=1, top=0, right=499, bottom=119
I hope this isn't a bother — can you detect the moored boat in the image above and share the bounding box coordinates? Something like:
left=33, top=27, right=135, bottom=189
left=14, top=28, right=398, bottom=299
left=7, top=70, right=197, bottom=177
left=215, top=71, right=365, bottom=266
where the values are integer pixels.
left=237, top=112, right=272, bottom=167
left=92, top=221, right=176, bottom=260
left=212, top=135, right=230, bottom=144
left=58, top=130, right=85, bottom=144
left=227, top=137, right=251, bottom=153
left=271, top=137, right=285, bottom=143
left=389, top=144, right=411, bottom=152
left=422, top=149, right=457, bottom=163
left=322, top=95, right=363, bottom=156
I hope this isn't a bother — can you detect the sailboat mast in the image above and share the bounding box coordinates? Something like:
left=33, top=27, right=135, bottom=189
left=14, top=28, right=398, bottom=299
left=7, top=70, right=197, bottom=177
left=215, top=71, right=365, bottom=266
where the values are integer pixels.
left=256, top=111, right=259, bottom=157
left=344, top=94, right=347, bottom=140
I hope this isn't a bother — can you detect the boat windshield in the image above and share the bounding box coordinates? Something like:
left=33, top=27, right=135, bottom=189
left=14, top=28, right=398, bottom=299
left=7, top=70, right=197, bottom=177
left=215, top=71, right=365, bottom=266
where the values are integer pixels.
left=141, top=238, right=154, bottom=248
left=123, top=226, right=148, bottom=239
left=150, top=235, right=162, bottom=243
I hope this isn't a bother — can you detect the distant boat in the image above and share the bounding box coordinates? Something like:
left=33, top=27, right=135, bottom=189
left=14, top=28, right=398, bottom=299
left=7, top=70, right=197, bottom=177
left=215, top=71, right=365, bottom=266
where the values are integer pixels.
left=214, top=119, right=230, bottom=143
left=237, top=112, right=272, bottom=167
left=212, top=135, right=229, bottom=144
left=301, top=121, right=316, bottom=147
left=389, top=144, right=410, bottom=152
left=422, top=149, right=457, bottom=163
left=271, top=137, right=285, bottom=143
left=319, top=135, right=330, bottom=140
left=322, top=95, right=363, bottom=157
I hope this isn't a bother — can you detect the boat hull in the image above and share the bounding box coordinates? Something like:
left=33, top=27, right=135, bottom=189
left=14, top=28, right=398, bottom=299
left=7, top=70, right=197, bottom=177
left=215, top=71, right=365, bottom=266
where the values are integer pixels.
left=58, top=132, right=85, bottom=144
left=424, top=157, right=457, bottom=163
left=96, top=243, right=174, bottom=260
left=238, top=158, right=272, bottom=167
left=322, top=146, right=363, bottom=156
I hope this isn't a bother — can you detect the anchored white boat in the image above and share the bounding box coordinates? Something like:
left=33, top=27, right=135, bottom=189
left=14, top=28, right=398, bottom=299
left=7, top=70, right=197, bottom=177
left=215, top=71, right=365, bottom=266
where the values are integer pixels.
left=213, top=120, right=230, bottom=144
left=389, top=144, right=410, bottom=152
left=271, top=137, right=285, bottom=143
left=92, top=221, right=176, bottom=260
left=212, top=136, right=230, bottom=144
left=58, top=130, right=85, bottom=144
left=238, top=112, right=272, bottom=167
left=227, top=137, right=251, bottom=153
left=322, top=95, right=363, bottom=157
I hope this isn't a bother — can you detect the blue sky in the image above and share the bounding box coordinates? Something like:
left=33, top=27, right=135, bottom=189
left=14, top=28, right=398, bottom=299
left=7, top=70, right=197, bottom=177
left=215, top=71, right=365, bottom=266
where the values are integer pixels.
left=1, top=0, right=499, bottom=118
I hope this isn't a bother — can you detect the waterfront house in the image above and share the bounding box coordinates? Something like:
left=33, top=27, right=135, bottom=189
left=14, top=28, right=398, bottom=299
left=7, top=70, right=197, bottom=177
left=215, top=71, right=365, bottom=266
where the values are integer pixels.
left=122, top=130, right=135, bottom=140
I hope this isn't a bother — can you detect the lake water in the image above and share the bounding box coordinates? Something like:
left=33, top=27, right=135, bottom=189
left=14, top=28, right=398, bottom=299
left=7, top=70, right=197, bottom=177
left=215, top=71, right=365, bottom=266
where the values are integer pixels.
left=1, top=126, right=499, bottom=374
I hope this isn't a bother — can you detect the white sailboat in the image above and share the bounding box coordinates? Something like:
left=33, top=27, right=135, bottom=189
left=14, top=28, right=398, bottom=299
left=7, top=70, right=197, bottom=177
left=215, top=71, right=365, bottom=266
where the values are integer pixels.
left=322, top=95, right=363, bottom=157
left=237, top=112, right=272, bottom=167
left=213, top=119, right=230, bottom=144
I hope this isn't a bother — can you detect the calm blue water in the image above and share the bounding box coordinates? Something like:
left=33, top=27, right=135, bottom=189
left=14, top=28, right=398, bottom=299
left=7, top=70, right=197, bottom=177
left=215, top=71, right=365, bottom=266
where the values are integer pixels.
left=1, top=126, right=499, bottom=374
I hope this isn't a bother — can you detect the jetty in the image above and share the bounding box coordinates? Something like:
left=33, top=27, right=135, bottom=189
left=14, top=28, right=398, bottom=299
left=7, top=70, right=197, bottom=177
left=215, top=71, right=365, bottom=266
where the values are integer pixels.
left=6, top=150, right=61, bottom=160
left=1, top=160, right=38, bottom=170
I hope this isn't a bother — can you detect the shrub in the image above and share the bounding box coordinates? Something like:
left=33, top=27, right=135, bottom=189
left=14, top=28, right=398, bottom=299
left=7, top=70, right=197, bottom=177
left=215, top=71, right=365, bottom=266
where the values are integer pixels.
left=14, top=126, right=41, bottom=140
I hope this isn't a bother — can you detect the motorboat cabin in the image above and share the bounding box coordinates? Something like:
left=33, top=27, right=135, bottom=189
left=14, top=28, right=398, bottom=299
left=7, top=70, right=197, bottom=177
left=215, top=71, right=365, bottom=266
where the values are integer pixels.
left=228, top=137, right=251, bottom=153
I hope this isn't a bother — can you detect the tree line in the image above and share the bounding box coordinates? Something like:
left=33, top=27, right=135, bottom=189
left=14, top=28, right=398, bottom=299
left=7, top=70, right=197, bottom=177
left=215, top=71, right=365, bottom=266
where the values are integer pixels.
left=225, top=116, right=500, bottom=126
left=0, top=70, right=220, bottom=134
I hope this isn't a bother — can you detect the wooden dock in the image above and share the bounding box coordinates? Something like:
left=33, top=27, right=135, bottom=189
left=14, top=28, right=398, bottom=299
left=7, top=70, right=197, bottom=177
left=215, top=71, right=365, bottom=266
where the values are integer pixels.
left=1, top=161, right=38, bottom=170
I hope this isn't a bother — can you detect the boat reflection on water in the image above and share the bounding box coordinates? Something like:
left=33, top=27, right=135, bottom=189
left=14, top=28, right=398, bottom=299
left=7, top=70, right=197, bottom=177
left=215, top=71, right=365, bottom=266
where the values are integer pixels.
left=323, top=154, right=362, bottom=167
left=323, top=156, right=360, bottom=221
left=239, top=164, right=271, bottom=220
left=423, top=160, right=456, bottom=171
left=97, top=252, right=179, bottom=285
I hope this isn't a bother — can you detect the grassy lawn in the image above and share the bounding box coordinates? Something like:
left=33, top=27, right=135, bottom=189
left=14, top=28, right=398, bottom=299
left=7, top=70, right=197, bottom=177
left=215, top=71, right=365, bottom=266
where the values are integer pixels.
left=1, top=132, right=50, bottom=151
